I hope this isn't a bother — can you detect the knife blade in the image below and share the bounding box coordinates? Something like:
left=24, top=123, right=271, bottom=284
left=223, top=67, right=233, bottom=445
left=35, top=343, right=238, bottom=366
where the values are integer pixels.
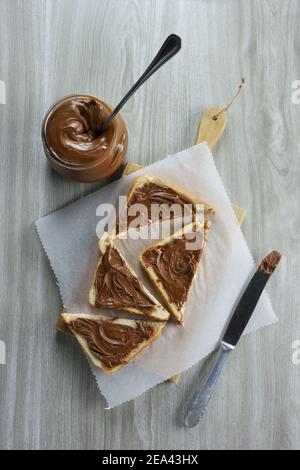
left=222, top=250, right=281, bottom=349
left=184, top=250, right=281, bottom=428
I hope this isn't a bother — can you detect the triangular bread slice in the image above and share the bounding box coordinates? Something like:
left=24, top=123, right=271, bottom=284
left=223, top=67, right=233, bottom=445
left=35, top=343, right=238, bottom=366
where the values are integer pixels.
left=140, top=222, right=207, bottom=325
left=89, top=234, right=169, bottom=321
left=115, top=175, right=215, bottom=237
left=62, top=313, right=165, bottom=373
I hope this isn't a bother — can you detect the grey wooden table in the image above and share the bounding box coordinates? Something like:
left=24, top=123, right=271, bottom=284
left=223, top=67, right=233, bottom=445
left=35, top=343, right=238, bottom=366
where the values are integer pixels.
left=0, top=0, right=299, bottom=450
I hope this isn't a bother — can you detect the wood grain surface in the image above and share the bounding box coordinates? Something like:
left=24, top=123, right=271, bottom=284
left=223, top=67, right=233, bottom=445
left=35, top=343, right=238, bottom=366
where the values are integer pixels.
left=0, top=0, right=299, bottom=450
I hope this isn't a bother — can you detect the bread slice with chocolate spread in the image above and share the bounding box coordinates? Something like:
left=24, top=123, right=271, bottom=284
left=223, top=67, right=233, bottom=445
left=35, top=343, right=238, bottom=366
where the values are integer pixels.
left=140, top=222, right=208, bottom=325
left=89, top=234, right=169, bottom=321
left=62, top=313, right=165, bottom=373
left=115, top=175, right=215, bottom=237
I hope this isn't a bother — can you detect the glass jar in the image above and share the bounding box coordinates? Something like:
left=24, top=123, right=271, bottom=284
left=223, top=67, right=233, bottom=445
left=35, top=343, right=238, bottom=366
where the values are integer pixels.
left=41, top=94, right=128, bottom=182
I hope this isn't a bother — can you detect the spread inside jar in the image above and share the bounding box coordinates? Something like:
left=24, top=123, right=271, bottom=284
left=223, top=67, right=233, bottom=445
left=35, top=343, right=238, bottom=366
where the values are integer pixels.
left=42, top=94, right=128, bottom=182
left=44, top=95, right=116, bottom=165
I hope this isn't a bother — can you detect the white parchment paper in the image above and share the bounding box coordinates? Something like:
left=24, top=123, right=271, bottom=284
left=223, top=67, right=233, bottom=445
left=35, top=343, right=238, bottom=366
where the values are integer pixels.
left=36, top=143, right=278, bottom=408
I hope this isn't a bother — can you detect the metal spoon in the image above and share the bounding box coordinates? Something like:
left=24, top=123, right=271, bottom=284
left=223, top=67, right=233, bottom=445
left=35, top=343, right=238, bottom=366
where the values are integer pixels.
left=99, top=34, right=181, bottom=133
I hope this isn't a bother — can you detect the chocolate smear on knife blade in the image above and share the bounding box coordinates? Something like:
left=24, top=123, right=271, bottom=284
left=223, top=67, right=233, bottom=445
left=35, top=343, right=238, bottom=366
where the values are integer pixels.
left=259, top=250, right=281, bottom=274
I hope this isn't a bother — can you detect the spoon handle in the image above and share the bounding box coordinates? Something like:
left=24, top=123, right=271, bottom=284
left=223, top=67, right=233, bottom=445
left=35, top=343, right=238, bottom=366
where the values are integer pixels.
left=101, top=34, right=181, bottom=132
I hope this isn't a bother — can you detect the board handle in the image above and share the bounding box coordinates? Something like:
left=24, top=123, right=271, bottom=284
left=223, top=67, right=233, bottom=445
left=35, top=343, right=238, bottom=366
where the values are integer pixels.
left=196, top=78, right=245, bottom=149
left=195, top=106, right=228, bottom=149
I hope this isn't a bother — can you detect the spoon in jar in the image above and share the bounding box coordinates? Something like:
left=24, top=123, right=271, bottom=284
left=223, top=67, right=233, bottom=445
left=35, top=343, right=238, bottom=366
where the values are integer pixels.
left=99, top=34, right=181, bottom=133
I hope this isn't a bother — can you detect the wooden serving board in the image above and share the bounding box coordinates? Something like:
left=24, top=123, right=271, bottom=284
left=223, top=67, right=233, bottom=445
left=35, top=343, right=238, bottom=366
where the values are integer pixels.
left=123, top=108, right=246, bottom=383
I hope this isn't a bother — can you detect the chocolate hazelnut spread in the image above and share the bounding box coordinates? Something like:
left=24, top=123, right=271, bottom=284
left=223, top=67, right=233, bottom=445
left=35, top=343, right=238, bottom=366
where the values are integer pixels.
left=127, top=181, right=196, bottom=227
left=94, top=244, right=157, bottom=314
left=42, top=95, right=128, bottom=182
left=70, top=318, right=154, bottom=368
left=259, top=250, right=281, bottom=273
left=142, top=235, right=202, bottom=308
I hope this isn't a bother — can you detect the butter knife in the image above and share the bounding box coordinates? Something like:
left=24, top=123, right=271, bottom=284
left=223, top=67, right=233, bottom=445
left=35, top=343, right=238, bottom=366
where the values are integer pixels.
left=184, top=250, right=281, bottom=428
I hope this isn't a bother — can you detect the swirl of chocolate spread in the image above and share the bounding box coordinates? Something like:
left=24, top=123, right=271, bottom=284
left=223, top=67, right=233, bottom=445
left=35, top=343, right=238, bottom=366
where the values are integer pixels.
left=70, top=318, right=154, bottom=368
left=142, top=235, right=202, bottom=307
left=127, top=181, right=195, bottom=226
left=44, top=96, right=115, bottom=164
left=95, top=245, right=156, bottom=314
left=116, top=181, right=197, bottom=234
left=42, top=95, right=128, bottom=181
